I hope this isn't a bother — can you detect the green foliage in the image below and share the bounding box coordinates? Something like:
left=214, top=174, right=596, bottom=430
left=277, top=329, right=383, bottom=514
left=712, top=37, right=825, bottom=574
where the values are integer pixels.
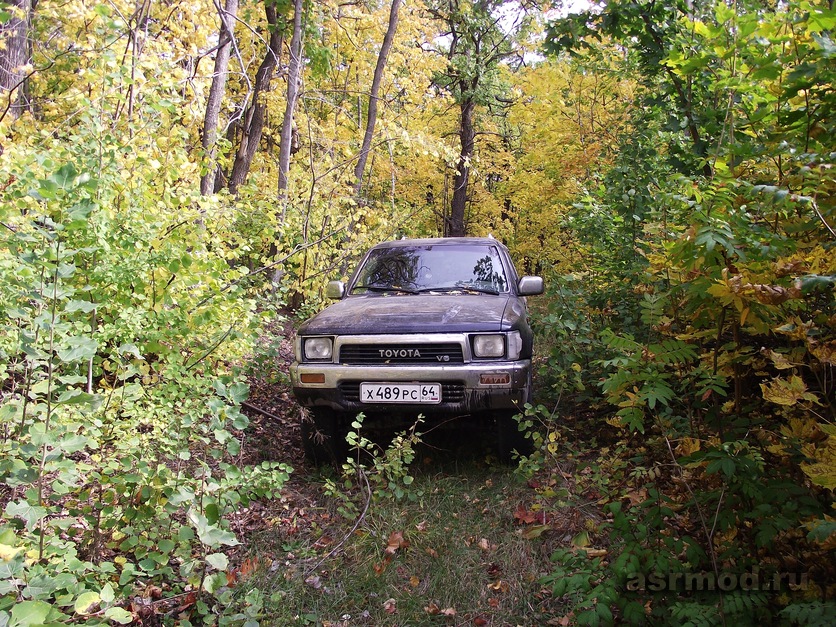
left=542, top=548, right=620, bottom=626
left=0, top=114, right=291, bottom=622
left=323, top=414, right=424, bottom=519
left=531, top=276, right=598, bottom=402
left=597, top=329, right=701, bottom=433
left=780, top=601, right=836, bottom=627
left=537, top=5, right=835, bottom=620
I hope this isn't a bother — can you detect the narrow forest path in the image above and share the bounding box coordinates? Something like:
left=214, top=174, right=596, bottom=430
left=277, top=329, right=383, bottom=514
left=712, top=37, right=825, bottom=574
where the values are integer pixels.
left=230, top=318, right=610, bottom=626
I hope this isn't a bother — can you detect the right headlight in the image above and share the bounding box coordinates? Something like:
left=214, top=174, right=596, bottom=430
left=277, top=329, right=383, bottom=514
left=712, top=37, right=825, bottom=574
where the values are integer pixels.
left=473, top=334, right=505, bottom=358
left=303, top=337, right=333, bottom=361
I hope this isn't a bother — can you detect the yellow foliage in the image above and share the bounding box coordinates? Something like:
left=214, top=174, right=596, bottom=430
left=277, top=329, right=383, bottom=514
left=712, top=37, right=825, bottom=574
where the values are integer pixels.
left=760, top=376, right=819, bottom=406
left=801, top=432, right=836, bottom=490
left=676, top=437, right=702, bottom=457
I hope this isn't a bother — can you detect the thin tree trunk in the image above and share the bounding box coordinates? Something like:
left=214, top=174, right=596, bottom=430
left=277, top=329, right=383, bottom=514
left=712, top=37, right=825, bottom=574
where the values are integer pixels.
left=278, top=0, right=304, bottom=195
left=0, top=0, right=32, bottom=121
left=228, top=1, right=282, bottom=194
left=200, top=0, right=239, bottom=196
left=353, top=0, right=402, bottom=198
left=449, top=97, right=475, bottom=237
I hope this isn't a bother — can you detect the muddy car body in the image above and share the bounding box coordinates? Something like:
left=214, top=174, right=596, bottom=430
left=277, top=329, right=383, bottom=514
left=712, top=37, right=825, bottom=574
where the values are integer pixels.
left=290, top=237, right=543, bottom=462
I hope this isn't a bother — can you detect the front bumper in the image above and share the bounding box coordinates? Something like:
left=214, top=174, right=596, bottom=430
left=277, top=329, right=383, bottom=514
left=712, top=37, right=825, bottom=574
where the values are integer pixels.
left=290, top=359, right=531, bottom=414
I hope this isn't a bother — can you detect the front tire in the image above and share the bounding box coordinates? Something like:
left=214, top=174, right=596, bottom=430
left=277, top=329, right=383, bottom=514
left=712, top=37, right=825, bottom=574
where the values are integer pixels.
left=497, top=409, right=533, bottom=461
left=301, top=408, right=346, bottom=466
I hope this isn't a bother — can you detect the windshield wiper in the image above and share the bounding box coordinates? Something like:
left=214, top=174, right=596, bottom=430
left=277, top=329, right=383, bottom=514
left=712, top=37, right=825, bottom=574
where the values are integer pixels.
left=416, top=286, right=500, bottom=295
left=353, top=284, right=417, bottom=294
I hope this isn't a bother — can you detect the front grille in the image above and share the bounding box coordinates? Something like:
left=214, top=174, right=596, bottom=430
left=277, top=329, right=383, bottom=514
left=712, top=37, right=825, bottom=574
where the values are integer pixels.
left=339, top=343, right=464, bottom=364
left=340, top=382, right=466, bottom=403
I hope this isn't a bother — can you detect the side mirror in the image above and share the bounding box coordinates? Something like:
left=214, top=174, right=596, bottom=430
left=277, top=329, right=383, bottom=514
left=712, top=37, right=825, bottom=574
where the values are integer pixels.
left=325, top=280, right=345, bottom=299
left=518, top=276, right=544, bottom=296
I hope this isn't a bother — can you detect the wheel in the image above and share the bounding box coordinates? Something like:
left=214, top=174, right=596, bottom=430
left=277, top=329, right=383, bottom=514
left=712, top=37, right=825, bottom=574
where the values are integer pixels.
left=497, top=409, right=533, bottom=462
left=301, top=408, right=346, bottom=466
left=496, top=368, right=535, bottom=461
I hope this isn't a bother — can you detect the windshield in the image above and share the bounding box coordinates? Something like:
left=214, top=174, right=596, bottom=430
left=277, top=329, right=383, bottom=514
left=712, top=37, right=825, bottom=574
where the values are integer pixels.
left=351, top=244, right=509, bottom=295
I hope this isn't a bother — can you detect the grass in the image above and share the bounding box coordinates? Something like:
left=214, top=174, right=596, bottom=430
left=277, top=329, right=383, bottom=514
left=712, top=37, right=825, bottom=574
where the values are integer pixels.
left=238, top=461, right=558, bottom=626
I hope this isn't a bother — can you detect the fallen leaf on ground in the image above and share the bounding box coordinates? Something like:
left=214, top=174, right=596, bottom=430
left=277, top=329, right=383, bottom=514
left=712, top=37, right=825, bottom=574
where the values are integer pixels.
left=477, top=537, right=495, bottom=551
left=520, top=524, right=551, bottom=539
left=385, top=531, right=409, bottom=556
left=514, top=504, right=536, bottom=524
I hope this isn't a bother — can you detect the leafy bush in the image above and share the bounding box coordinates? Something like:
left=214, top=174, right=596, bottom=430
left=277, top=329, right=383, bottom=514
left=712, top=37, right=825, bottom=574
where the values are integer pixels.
left=0, top=124, right=291, bottom=623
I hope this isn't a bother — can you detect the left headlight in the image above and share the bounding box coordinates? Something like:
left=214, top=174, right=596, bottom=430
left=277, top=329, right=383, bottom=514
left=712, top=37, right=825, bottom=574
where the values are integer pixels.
left=473, top=334, right=505, bottom=358
left=303, top=337, right=333, bottom=361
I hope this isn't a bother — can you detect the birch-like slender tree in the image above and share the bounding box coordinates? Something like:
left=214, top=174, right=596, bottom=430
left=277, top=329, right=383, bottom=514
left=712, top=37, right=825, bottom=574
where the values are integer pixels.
left=426, top=0, right=520, bottom=237
left=200, top=0, right=239, bottom=196
left=278, top=0, right=304, bottom=196
left=0, top=0, right=33, bottom=121
left=228, top=0, right=282, bottom=194
left=353, top=0, right=402, bottom=198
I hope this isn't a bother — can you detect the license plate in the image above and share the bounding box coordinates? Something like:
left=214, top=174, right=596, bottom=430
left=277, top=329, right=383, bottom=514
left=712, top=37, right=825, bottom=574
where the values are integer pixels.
left=360, top=383, right=441, bottom=404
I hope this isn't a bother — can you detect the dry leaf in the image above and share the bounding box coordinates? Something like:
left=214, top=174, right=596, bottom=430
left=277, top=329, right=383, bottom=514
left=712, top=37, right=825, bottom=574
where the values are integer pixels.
left=385, top=531, right=409, bottom=556
left=383, top=598, right=397, bottom=615
left=424, top=602, right=440, bottom=615
left=626, top=487, right=648, bottom=506
left=373, top=557, right=392, bottom=575
left=514, top=504, right=536, bottom=524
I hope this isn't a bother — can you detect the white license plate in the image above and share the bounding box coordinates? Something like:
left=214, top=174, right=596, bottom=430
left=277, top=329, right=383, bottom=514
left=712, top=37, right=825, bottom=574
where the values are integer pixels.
left=360, top=383, right=441, bottom=404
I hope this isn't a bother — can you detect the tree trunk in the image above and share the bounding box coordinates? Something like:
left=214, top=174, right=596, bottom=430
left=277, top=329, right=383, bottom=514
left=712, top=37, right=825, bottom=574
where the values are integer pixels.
left=200, top=0, right=239, bottom=196
left=0, top=0, right=32, bottom=121
left=278, top=0, right=304, bottom=195
left=353, top=0, right=401, bottom=198
left=448, top=97, right=475, bottom=237
left=228, top=1, right=282, bottom=195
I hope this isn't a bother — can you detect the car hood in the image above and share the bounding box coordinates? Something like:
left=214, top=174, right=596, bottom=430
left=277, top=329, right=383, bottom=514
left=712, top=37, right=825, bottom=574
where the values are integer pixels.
left=298, top=294, right=525, bottom=335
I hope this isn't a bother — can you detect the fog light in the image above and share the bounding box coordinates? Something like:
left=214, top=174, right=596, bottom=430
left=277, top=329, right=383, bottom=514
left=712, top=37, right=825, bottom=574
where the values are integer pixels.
left=300, top=373, right=326, bottom=384
left=480, top=373, right=510, bottom=385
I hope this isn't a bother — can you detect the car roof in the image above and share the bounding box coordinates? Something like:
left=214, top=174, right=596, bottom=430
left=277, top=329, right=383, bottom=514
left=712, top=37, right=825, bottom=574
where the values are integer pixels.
left=370, top=237, right=506, bottom=249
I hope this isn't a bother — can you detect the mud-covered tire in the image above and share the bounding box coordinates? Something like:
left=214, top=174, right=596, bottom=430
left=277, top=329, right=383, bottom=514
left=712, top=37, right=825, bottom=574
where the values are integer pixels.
left=301, top=408, right=346, bottom=466
left=497, top=410, right=533, bottom=462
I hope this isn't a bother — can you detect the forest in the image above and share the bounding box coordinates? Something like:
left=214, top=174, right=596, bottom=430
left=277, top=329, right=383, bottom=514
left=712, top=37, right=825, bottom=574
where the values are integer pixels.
left=0, top=0, right=833, bottom=624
